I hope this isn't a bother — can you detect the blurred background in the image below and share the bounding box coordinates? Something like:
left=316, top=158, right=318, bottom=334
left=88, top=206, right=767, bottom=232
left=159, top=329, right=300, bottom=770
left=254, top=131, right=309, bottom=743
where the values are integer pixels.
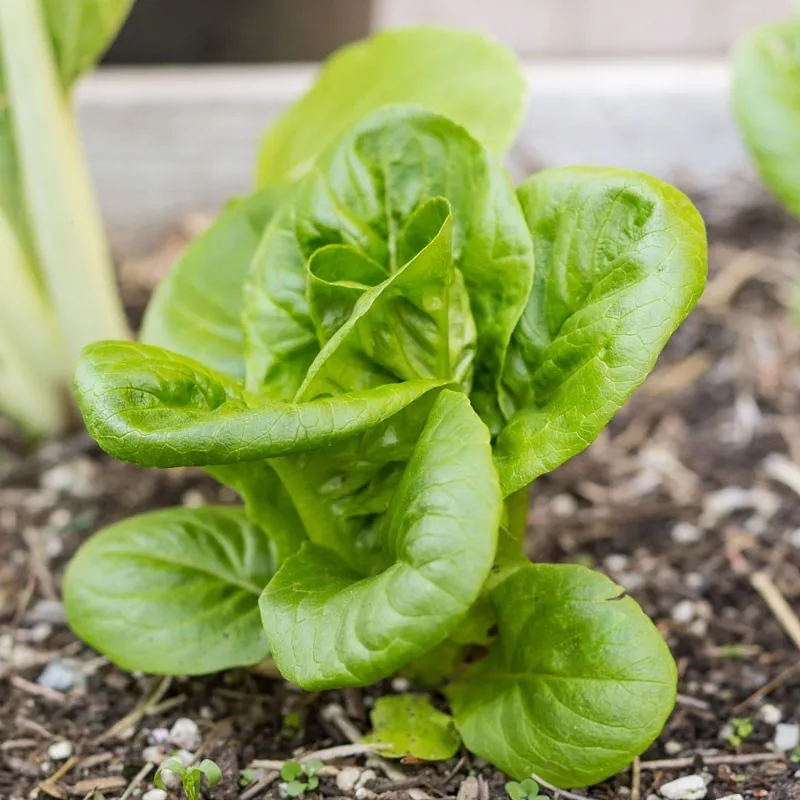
left=103, top=0, right=792, bottom=63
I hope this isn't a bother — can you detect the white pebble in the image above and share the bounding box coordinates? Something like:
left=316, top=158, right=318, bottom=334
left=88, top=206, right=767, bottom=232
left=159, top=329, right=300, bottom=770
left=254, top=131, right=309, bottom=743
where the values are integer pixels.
left=774, top=722, right=800, bottom=751
left=757, top=703, right=783, bottom=725
left=143, top=791, right=168, bottom=800
left=671, top=522, right=702, bottom=544
left=617, top=572, right=645, bottom=592
left=142, top=745, right=166, bottom=764
left=174, top=749, right=195, bottom=766
left=658, top=774, right=707, bottom=800
left=169, top=718, right=202, bottom=751
left=355, top=769, right=377, bottom=790
left=38, top=660, right=86, bottom=691
left=664, top=740, right=683, bottom=755
left=671, top=599, right=696, bottom=625
left=40, top=458, right=98, bottom=499
left=390, top=677, right=410, bottom=692
left=355, top=790, right=378, bottom=800
left=336, top=767, right=362, bottom=793
left=181, top=489, right=206, bottom=507
left=457, top=776, right=480, bottom=800
left=789, top=528, right=800, bottom=548
left=604, top=554, right=629, bottom=573
left=148, top=727, right=170, bottom=745
left=716, top=795, right=744, bottom=800
left=47, top=741, right=73, bottom=761
left=550, top=493, right=577, bottom=517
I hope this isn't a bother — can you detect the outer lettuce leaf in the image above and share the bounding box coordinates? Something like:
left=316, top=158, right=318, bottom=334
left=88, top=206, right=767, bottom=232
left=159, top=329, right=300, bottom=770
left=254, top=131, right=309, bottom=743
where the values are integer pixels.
left=256, top=27, right=526, bottom=187
left=732, top=21, right=800, bottom=218
left=259, top=390, right=501, bottom=689
left=142, top=187, right=289, bottom=380
left=495, top=167, right=707, bottom=496
left=74, top=341, right=445, bottom=467
left=64, top=506, right=274, bottom=675
left=447, top=563, right=677, bottom=787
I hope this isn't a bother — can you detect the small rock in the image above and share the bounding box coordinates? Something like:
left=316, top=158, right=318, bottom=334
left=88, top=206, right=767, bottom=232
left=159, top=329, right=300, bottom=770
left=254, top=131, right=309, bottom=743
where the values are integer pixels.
left=664, top=740, right=683, bottom=755
left=148, top=727, right=170, bottom=745
left=174, top=749, right=195, bottom=766
left=47, top=741, right=73, bottom=761
left=390, top=677, right=410, bottom=693
left=337, top=767, right=362, bottom=793
left=604, top=554, right=629, bottom=573
left=40, top=458, right=98, bottom=499
left=143, top=791, right=168, bottom=800
left=774, top=722, right=800, bottom=751
left=758, top=703, right=783, bottom=725
left=617, top=572, right=645, bottom=592
left=169, top=718, right=201, bottom=751
left=48, top=507, right=72, bottom=528
left=716, top=795, right=744, bottom=800
left=550, top=493, right=578, bottom=517
left=25, top=600, right=66, bottom=625
left=355, top=769, right=377, bottom=790
left=155, top=767, right=181, bottom=790
left=658, top=774, right=707, bottom=800
left=142, top=745, right=167, bottom=764
left=671, top=599, right=696, bottom=625
left=685, top=572, right=706, bottom=590
left=38, top=659, right=87, bottom=691
left=355, top=790, right=378, bottom=800
left=789, top=528, right=800, bottom=549
left=457, top=776, right=480, bottom=800
left=181, top=489, right=206, bottom=507
left=671, top=521, right=702, bottom=544
left=408, top=791, right=432, bottom=800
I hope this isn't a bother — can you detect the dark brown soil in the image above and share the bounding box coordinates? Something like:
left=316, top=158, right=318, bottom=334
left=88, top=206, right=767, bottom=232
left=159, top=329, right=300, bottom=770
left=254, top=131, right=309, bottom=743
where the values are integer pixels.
left=2, top=203, right=800, bottom=800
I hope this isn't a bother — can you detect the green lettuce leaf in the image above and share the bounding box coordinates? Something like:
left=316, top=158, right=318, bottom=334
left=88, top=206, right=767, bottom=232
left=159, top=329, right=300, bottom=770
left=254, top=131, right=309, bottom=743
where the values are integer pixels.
left=447, top=563, right=677, bottom=787
left=732, top=21, right=800, bottom=218
left=495, top=167, right=707, bottom=496
left=256, top=26, right=526, bottom=187
left=63, top=506, right=274, bottom=675
left=74, top=341, right=445, bottom=467
left=141, top=186, right=289, bottom=380
left=259, top=390, right=501, bottom=689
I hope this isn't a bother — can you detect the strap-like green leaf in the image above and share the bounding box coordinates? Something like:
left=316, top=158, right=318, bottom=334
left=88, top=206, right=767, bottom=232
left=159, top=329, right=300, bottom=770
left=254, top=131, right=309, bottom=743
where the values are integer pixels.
left=259, top=390, right=501, bottom=689
left=447, top=563, right=677, bottom=787
left=732, top=21, right=800, bottom=218
left=142, top=187, right=289, bottom=380
left=256, top=27, right=526, bottom=187
left=63, top=506, right=275, bottom=675
left=74, top=341, right=445, bottom=468
left=495, top=167, right=706, bottom=496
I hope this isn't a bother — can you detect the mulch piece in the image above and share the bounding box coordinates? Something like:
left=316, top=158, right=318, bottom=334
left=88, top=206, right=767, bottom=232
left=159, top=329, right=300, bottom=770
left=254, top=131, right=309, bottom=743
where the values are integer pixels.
left=2, top=200, right=800, bottom=799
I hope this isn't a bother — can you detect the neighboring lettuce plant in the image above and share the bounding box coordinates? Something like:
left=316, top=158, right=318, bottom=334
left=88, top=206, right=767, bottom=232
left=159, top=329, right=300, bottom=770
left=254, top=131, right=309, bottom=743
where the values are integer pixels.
left=64, top=28, right=708, bottom=789
left=0, top=0, right=131, bottom=435
left=733, top=16, right=800, bottom=218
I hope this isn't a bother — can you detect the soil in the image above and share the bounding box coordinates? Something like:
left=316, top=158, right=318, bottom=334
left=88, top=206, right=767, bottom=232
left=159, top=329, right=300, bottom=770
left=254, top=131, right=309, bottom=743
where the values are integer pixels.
left=2, top=201, right=800, bottom=800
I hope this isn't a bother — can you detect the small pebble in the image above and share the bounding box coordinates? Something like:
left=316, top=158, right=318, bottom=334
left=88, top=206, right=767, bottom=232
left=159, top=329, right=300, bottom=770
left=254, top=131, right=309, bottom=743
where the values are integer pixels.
left=789, top=528, right=800, bottom=549
left=664, top=740, right=683, bottom=755
left=716, top=795, right=744, bottom=800
left=390, top=677, right=410, bottom=693
left=457, top=776, right=480, bottom=800
left=774, top=722, right=800, bottom=751
left=671, top=521, right=702, bottom=544
left=355, top=790, right=378, bottom=800
left=337, top=767, right=362, bottom=793
left=758, top=703, right=783, bottom=725
left=617, top=572, right=645, bottom=592
left=658, top=774, right=707, bottom=800
left=550, top=493, right=577, bottom=517
left=47, top=741, right=73, bottom=761
left=355, top=769, right=377, bottom=790
left=181, top=489, right=206, bottom=507
left=38, top=659, right=87, bottom=691
left=408, top=791, right=432, bottom=800
left=685, top=572, right=706, bottom=590
left=169, top=718, right=202, bottom=751
left=142, top=745, right=167, bottom=764
left=174, top=749, right=196, bottom=766
left=40, top=458, right=98, bottom=498
left=155, top=768, right=181, bottom=790
left=25, top=600, right=66, bottom=625
left=143, top=791, right=168, bottom=800
left=604, top=554, right=629, bottom=573
left=148, top=727, right=170, bottom=745
left=671, top=599, right=696, bottom=625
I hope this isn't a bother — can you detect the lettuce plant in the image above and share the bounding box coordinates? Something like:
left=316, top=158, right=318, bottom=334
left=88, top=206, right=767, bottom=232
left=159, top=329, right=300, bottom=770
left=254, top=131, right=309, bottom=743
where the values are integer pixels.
left=733, top=16, right=800, bottom=218
left=64, top=28, right=708, bottom=789
left=0, top=0, right=131, bottom=436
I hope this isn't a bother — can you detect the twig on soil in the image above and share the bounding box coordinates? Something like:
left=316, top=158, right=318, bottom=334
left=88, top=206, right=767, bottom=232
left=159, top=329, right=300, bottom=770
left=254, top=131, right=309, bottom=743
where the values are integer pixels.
left=94, top=675, right=172, bottom=744
left=302, top=742, right=392, bottom=761
left=239, top=772, right=279, bottom=800
left=529, top=773, right=603, bottom=800
left=675, top=694, right=712, bottom=711
left=36, top=756, right=78, bottom=800
left=639, top=752, right=787, bottom=771
left=119, top=761, right=154, bottom=800
left=750, top=571, right=800, bottom=651
left=630, top=757, right=641, bottom=800
left=731, top=660, right=800, bottom=715
left=10, top=675, right=65, bottom=704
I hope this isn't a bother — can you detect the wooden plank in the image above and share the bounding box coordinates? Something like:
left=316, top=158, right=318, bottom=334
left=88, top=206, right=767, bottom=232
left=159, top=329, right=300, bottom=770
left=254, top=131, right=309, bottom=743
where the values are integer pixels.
left=372, top=0, right=792, bottom=56
left=76, top=62, right=758, bottom=255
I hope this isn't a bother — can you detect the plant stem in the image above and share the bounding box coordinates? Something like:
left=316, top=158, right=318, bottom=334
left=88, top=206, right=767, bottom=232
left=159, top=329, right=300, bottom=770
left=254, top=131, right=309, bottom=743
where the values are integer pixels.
left=0, top=0, right=130, bottom=370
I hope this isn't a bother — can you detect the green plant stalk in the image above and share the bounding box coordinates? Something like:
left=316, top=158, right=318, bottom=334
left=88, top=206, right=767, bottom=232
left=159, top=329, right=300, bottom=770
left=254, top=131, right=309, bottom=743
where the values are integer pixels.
left=0, top=0, right=130, bottom=370
left=0, top=208, right=66, bottom=434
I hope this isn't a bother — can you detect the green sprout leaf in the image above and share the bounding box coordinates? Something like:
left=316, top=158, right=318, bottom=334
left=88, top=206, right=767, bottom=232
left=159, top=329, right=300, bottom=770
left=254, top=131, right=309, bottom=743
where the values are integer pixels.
left=285, top=780, right=308, bottom=797
left=304, top=760, right=324, bottom=778
left=280, top=761, right=304, bottom=782
left=198, top=759, right=223, bottom=787
left=505, top=778, right=540, bottom=800
left=155, top=757, right=186, bottom=790
left=363, top=694, right=461, bottom=761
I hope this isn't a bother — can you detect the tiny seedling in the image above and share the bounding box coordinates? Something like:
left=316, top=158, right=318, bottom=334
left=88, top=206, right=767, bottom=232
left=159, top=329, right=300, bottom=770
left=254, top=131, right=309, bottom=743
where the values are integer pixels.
left=726, top=717, right=754, bottom=749
left=505, top=778, right=540, bottom=800
left=238, top=769, right=254, bottom=788
left=155, top=757, right=222, bottom=800
left=65, top=26, right=707, bottom=791
left=280, top=760, right=323, bottom=797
